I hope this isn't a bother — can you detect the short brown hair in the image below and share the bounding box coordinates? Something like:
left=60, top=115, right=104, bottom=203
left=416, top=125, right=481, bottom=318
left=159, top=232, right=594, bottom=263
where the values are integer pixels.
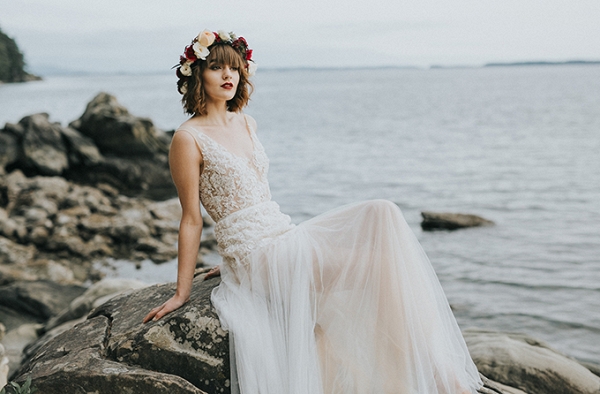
left=179, top=44, right=253, bottom=116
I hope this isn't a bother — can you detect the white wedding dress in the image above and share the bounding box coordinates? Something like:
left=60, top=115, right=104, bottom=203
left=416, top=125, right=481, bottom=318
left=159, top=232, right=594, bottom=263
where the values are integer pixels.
left=178, top=119, right=482, bottom=394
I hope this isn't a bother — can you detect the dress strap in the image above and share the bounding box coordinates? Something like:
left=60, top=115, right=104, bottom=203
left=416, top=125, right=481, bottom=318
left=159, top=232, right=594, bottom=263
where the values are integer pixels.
left=243, top=114, right=254, bottom=135
left=175, top=126, right=206, bottom=155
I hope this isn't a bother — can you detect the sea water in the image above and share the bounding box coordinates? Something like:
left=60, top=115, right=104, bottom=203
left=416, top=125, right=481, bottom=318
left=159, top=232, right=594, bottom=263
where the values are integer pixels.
left=1, top=65, right=599, bottom=363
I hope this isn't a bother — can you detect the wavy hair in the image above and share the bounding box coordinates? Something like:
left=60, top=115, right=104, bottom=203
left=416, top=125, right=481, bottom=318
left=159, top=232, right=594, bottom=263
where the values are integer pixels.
left=179, top=44, right=253, bottom=116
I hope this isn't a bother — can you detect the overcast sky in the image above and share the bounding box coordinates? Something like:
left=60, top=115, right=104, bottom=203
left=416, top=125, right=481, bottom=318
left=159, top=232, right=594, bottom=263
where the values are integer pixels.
left=2, top=0, right=599, bottom=74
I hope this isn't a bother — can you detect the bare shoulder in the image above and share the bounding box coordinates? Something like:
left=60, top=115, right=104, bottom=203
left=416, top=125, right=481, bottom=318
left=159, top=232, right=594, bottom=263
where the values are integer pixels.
left=171, top=128, right=196, bottom=148
left=243, top=114, right=258, bottom=132
left=170, top=128, right=202, bottom=162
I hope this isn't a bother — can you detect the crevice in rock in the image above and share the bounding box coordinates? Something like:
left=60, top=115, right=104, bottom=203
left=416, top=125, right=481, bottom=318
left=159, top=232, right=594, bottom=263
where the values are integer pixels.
left=102, top=313, right=114, bottom=357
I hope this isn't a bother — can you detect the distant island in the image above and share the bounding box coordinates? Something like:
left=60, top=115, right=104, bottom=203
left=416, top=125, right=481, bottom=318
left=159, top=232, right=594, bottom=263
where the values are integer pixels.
left=483, top=60, right=600, bottom=67
left=0, top=26, right=40, bottom=83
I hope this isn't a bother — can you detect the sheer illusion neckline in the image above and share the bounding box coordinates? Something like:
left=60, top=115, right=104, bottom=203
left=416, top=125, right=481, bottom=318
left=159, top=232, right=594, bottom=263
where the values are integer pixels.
left=185, top=117, right=256, bottom=163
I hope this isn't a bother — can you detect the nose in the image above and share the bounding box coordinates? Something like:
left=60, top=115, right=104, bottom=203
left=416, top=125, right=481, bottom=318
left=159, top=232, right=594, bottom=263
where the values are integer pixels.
left=223, top=66, right=233, bottom=79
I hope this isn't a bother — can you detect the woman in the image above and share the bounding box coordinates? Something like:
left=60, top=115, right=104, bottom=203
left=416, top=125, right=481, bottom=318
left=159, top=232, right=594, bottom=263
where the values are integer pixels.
left=144, top=29, right=482, bottom=394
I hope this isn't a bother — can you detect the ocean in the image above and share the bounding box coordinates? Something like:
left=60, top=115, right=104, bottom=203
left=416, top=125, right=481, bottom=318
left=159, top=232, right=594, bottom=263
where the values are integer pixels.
left=1, top=65, right=599, bottom=364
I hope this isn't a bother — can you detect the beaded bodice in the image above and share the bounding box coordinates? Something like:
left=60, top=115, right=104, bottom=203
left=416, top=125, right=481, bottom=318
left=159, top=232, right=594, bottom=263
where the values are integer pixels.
left=178, top=123, right=271, bottom=222
left=177, top=120, right=293, bottom=266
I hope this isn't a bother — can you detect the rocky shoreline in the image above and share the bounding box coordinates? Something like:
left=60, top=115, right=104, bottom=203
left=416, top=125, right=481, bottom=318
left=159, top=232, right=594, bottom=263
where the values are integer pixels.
left=1, top=94, right=599, bottom=393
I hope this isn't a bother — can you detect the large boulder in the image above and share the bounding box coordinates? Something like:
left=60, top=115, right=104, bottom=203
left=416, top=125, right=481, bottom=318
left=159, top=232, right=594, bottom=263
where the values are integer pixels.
left=0, top=131, right=19, bottom=174
left=60, top=125, right=103, bottom=166
left=13, top=316, right=206, bottom=393
left=66, top=92, right=175, bottom=199
left=421, top=211, right=494, bottom=231
left=16, top=114, right=69, bottom=176
left=70, top=92, right=169, bottom=158
left=44, top=278, right=148, bottom=331
left=13, top=276, right=229, bottom=394
left=0, top=94, right=176, bottom=199
left=464, top=329, right=600, bottom=394
left=0, top=280, right=85, bottom=321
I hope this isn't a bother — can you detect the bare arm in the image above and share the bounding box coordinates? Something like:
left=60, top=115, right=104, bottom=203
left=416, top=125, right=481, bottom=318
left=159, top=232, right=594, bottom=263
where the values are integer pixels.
left=143, top=131, right=203, bottom=323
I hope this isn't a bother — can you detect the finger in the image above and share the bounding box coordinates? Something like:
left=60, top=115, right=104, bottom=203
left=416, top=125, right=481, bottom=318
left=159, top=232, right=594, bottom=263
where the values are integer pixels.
left=154, top=308, right=171, bottom=321
left=143, top=311, right=156, bottom=324
left=143, top=305, right=164, bottom=323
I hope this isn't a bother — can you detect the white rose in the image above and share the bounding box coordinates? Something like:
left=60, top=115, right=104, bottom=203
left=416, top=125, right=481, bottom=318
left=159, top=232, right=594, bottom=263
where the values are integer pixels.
left=196, top=29, right=215, bottom=47
left=193, top=42, right=210, bottom=60
left=180, top=82, right=188, bottom=95
left=180, top=62, right=192, bottom=77
left=218, top=30, right=231, bottom=42
left=247, top=61, right=257, bottom=77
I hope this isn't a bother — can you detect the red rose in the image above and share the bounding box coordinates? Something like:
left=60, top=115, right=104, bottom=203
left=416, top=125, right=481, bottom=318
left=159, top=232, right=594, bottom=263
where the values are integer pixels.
left=245, top=49, right=253, bottom=61
left=185, top=46, right=197, bottom=61
left=213, top=32, right=221, bottom=42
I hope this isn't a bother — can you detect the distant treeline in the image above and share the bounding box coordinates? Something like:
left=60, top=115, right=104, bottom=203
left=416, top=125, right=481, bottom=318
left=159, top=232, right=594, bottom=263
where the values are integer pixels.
left=0, top=26, right=38, bottom=83
left=484, top=60, right=600, bottom=67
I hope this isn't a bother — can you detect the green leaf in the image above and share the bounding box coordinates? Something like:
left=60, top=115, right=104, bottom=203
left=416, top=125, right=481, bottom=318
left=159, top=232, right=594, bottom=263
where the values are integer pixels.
left=21, top=378, right=31, bottom=391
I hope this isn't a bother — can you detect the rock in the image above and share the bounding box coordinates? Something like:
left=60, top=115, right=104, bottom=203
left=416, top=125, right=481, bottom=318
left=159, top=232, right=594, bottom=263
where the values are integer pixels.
left=70, top=92, right=169, bottom=158
left=200, top=232, right=218, bottom=251
left=135, top=237, right=178, bottom=262
left=13, top=277, right=226, bottom=393
left=44, top=278, right=148, bottom=332
left=0, top=131, right=19, bottom=173
left=464, top=329, right=600, bottom=394
left=14, top=316, right=207, bottom=393
left=0, top=236, right=36, bottom=265
left=0, top=342, right=7, bottom=389
left=149, top=197, right=182, bottom=220
left=478, top=374, right=528, bottom=394
left=18, top=114, right=69, bottom=176
left=65, top=92, right=176, bottom=199
left=2, top=323, right=42, bottom=379
left=59, top=125, right=103, bottom=166
left=0, top=305, right=40, bottom=332
left=420, top=211, right=494, bottom=231
left=0, top=280, right=86, bottom=320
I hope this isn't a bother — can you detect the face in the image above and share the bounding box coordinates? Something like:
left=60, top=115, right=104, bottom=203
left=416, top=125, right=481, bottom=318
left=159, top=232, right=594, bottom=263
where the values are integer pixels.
left=201, top=61, right=240, bottom=104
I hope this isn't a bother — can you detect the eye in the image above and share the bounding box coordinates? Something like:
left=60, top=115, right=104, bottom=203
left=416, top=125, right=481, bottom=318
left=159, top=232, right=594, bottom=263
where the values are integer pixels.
left=210, top=65, right=221, bottom=70
left=231, top=66, right=239, bottom=71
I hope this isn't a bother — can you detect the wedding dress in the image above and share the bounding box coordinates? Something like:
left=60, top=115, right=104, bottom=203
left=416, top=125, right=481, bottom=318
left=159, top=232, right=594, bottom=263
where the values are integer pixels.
left=177, top=119, right=482, bottom=394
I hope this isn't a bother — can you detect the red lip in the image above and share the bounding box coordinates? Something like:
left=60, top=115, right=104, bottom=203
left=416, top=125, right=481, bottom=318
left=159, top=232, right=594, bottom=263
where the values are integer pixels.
left=221, top=82, right=234, bottom=89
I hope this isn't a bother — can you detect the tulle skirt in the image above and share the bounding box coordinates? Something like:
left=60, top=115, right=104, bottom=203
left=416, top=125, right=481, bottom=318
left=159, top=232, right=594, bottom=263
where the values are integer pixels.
left=211, top=200, right=482, bottom=394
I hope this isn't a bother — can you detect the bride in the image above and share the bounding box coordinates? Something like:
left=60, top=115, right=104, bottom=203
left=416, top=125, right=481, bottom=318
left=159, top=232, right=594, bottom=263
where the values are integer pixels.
left=143, top=29, right=482, bottom=394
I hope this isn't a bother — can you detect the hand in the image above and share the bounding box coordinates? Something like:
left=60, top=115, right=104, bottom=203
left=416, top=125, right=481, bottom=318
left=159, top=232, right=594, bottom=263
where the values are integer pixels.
left=204, top=265, right=221, bottom=280
left=143, top=295, right=188, bottom=324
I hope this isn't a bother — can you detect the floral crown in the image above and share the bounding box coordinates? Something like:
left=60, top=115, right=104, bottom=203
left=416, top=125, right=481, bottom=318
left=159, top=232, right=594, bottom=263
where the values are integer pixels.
left=176, top=29, right=256, bottom=95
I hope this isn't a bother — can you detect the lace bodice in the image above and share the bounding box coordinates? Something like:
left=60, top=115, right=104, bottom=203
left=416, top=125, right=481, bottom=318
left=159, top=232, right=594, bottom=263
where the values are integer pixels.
left=178, top=122, right=271, bottom=223
left=177, top=119, right=294, bottom=267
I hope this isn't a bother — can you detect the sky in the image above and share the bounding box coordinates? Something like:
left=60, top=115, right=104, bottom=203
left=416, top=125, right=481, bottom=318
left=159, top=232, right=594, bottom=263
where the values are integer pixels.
left=1, top=0, right=600, bottom=74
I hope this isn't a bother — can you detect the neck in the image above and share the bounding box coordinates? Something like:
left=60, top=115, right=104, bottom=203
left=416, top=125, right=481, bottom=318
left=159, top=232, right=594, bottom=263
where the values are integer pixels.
left=202, top=99, right=233, bottom=125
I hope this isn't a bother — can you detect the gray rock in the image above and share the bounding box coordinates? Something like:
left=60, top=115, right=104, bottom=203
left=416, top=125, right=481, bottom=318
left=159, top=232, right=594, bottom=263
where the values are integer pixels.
left=421, top=211, right=494, bottom=231
left=0, top=305, right=41, bottom=332
left=0, top=236, right=35, bottom=266
left=14, top=277, right=226, bottom=393
left=18, top=114, right=69, bottom=176
left=59, top=125, right=103, bottom=166
left=2, top=323, right=42, bottom=379
left=70, top=92, right=169, bottom=158
left=13, top=316, right=206, bottom=393
left=0, top=132, right=20, bottom=173
left=464, top=329, right=600, bottom=394
left=45, top=278, right=147, bottom=331
left=0, top=280, right=85, bottom=320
